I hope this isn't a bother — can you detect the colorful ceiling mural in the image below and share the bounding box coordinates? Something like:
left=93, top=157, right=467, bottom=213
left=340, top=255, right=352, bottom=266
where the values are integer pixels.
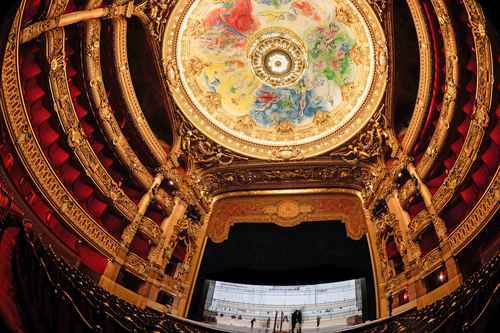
left=164, top=0, right=388, bottom=159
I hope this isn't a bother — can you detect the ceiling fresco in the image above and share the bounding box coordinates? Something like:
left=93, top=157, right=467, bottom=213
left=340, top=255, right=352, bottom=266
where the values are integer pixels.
left=163, top=0, right=388, bottom=160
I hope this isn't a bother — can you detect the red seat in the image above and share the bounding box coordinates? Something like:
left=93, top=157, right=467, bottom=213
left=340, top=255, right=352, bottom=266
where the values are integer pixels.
left=450, top=137, right=464, bottom=154
left=481, top=145, right=499, bottom=169
left=21, top=61, right=41, bottom=79
left=462, top=99, right=474, bottom=115
left=465, top=78, right=476, bottom=93
left=60, top=164, right=80, bottom=185
left=87, top=196, right=108, bottom=218
left=444, top=155, right=457, bottom=170
left=72, top=179, right=94, bottom=201
left=444, top=203, right=467, bottom=228
left=466, top=58, right=476, bottom=73
left=73, top=102, right=88, bottom=119
left=23, top=78, right=45, bottom=103
left=471, top=164, right=491, bottom=189
left=100, top=155, right=113, bottom=169
left=80, top=120, right=95, bottom=136
left=458, top=118, right=471, bottom=136
left=37, top=122, right=60, bottom=146
left=459, top=185, right=478, bottom=206
left=30, top=100, right=51, bottom=126
left=101, top=212, right=125, bottom=237
left=407, top=200, right=425, bottom=218
left=66, top=66, right=77, bottom=78
left=130, top=235, right=151, bottom=260
left=426, top=173, right=447, bottom=188
left=90, top=139, right=104, bottom=153
left=69, top=83, right=81, bottom=98
left=48, top=142, right=70, bottom=167
left=489, top=123, right=500, bottom=145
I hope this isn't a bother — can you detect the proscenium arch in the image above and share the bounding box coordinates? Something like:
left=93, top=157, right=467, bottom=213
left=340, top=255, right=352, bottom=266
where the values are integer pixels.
left=185, top=188, right=383, bottom=317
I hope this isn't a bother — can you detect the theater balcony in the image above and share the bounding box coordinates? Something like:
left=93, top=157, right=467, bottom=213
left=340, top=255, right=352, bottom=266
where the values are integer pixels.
left=1, top=0, right=499, bottom=332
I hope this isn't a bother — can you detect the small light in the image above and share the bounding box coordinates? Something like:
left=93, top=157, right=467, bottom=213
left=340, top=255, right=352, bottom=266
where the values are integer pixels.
left=438, top=271, right=445, bottom=282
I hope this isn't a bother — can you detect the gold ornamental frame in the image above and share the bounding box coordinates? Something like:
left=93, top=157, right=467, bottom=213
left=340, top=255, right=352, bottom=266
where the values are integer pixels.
left=162, top=0, right=388, bottom=160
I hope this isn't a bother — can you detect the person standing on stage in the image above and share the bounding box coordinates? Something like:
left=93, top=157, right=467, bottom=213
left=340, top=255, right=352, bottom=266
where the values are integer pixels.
left=291, top=310, right=297, bottom=333
left=297, top=310, right=302, bottom=333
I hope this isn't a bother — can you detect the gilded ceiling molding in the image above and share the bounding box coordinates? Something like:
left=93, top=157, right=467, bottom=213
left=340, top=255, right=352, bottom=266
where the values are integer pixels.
left=20, top=0, right=69, bottom=42
left=134, top=0, right=178, bottom=43
left=20, top=1, right=135, bottom=43
left=367, top=0, right=388, bottom=23
left=111, top=14, right=171, bottom=167
left=83, top=16, right=174, bottom=213
left=0, top=0, right=120, bottom=258
left=45, top=28, right=138, bottom=224
left=198, top=162, right=379, bottom=198
left=416, top=0, right=459, bottom=178
left=401, top=0, right=433, bottom=153
left=429, top=0, right=493, bottom=211
left=205, top=189, right=369, bottom=244
left=173, top=109, right=250, bottom=170
left=329, top=108, right=399, bottom=163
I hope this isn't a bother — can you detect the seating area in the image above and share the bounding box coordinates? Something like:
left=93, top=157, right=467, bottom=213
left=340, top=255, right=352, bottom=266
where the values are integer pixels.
left=2, top=218, right=498, bottom=333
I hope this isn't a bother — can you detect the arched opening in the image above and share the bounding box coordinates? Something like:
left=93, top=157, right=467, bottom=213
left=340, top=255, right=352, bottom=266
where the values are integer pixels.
left=188, top=221, right=376, bottom=326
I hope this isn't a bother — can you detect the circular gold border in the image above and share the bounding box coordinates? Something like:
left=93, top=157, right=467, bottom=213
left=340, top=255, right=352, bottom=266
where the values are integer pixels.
left=163, top=0, right=387, bottom=160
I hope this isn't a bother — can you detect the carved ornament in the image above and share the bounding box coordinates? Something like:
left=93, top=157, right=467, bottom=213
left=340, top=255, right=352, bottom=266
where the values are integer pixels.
left=206, top=190, right=368, bottom=243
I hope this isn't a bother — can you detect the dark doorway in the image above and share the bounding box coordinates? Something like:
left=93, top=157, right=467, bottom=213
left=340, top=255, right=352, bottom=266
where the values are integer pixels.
left=188, top=221, right=376, bottom=321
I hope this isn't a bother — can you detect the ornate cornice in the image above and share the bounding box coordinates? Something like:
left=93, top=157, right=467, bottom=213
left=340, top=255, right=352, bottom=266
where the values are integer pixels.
left=83, top=17, right=174, bottom=213
left=445, top=168, right=499, bottom=255
left=198, top=162, right=378, bottom=197
left=206, top=189, right=368, bottom=243
left=430, top=0, right=493, bottom=211
left=401, top=0, right=433, bottom=153
left=172, top=109, right=249, bottom=171
left=416, top=0, right=459, bottom=178
left=111, top=14, right=170, bottom=167
left=0, top=1, right=120, bottom=258
left=45, top=28, right=137, bottom=223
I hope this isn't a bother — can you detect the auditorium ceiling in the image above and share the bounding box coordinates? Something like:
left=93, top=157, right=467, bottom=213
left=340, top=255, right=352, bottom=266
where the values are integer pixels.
left=1, top=0, right=498, bottom=319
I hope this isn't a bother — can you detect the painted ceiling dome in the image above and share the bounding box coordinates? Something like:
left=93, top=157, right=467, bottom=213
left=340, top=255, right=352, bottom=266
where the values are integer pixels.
left=164, top=0, right=387, bottom=159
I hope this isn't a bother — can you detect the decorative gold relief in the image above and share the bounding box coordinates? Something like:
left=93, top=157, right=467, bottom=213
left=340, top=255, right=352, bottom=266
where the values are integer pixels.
left=401, top=0, right=434, bottom=153
left=199, top=164, right=377, bottom=196
left=446, top=170, right=499, bottom=255
left=206, top=189, right=368, bottom=243
left=416, top=0, right=459, bottom=178
left=84, top=18, right=174, bottom=214
left=175, top=110, right=249, bottom=169
left=262, top=200, right=313, bottom=226
left=112, top=17, right=171, bottom=166
left=45, top=28, right=138, bottom=225
left=430, top=0, right=493, bottom=212
left=1, top=5, right=120, bottom=258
